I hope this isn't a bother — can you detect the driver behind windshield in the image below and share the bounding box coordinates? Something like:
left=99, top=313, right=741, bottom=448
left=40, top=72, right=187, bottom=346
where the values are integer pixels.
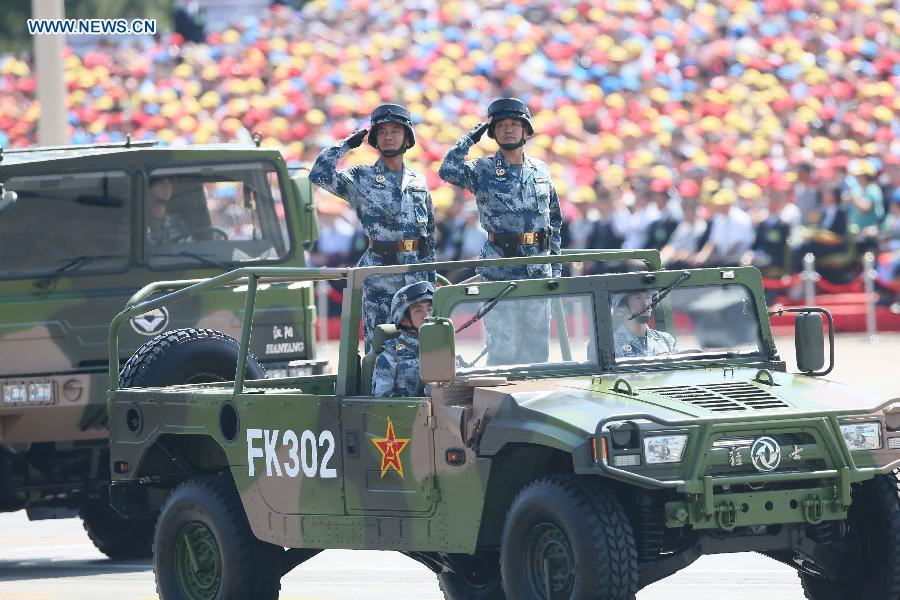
left=612, top=291, right=677, bottom=358
left=147, top=176, right=191, bottom=244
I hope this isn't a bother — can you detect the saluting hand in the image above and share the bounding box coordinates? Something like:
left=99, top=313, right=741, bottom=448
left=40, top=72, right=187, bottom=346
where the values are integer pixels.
left=343, top=129, right=368, bottom=149
left=467, top=122, right=489, bottom=144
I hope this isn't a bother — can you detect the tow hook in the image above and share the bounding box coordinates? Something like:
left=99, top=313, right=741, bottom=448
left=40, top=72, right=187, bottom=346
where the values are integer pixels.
left=715, top=501, right=738, bottom=531
left=803, top=496, right=825, bottom=524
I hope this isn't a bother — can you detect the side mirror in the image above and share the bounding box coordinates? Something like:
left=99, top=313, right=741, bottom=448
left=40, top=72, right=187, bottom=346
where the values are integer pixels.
left=290, top=174, right=319, bottom=244
left=795, top=312, right=825, bottom=373
left=0, top=185, right=17, bottom=214
left=419, top=317, right=456, bottom=383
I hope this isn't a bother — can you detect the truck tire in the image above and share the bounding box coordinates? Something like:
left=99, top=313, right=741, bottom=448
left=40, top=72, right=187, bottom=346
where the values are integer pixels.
left=154, top=474, right=282, bottom=600
left=93, top=329, right=262, bottom=561
left=500, top=475, right=638, bottom=600
left=438, top=553, right=504, bottom=600
left=119, top=328, right=266, bottom=388
left=80, top=494, right=155, bottom=560
left=799, top=471, right=900, bottom=600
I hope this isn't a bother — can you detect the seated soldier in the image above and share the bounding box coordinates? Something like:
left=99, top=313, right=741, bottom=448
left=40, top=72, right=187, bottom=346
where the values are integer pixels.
left=372, top=281, right=434, bottom=397
left=147, top=176, right=191, bottom=244
left=612, top=291, right=677, bottom=358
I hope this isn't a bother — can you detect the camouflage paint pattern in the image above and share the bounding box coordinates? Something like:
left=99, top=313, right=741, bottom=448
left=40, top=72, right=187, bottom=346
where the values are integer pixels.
left=309, top=141, right=435, bottom=352
left=108, top=251, right=900, bottom=560
left=372, top=330, right=424, bottom=397
left=0, top=143, right=318, bottom=513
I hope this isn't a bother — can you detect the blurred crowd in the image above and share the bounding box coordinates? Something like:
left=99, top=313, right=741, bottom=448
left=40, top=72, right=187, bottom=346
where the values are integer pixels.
left=1, top=0, right=899, bottom=285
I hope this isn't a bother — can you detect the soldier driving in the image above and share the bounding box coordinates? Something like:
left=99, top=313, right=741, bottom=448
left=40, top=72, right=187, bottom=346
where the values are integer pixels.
left=310, top=104, right=436, bottom=352
left=146, top=176, right=191, bottom=244
left=372, top=282, right=434, bottom=397
left=612, top=291, right=678, bottom=358
left=438, top=98, right=562, bottom=365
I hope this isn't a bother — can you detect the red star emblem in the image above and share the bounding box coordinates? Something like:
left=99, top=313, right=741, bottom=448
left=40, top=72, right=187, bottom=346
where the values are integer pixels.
left=372, top=418, right=410, bottom=478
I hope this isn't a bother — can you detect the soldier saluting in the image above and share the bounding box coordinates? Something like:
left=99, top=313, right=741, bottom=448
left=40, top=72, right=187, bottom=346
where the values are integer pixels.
left=310, top=104, right=435, bottom=352
left=439, top=98, right=562, bottom=365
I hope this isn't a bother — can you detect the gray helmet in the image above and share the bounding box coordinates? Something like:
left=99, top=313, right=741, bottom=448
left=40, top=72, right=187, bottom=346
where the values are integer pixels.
left=367, top=103, right=416, bottom=152
left=486, top=97, right=535, bottom=139
left=390, top=281, right=435, bottom=327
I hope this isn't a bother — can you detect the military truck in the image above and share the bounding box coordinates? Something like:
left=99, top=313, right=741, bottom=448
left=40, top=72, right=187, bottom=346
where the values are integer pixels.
left=0, top=140, right=323, bottom=559
left=108, top=250, right=900, bottom=599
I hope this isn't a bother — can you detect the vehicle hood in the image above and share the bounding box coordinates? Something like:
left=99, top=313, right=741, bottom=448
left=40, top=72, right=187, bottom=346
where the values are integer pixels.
left=480, top=368, right=897, bottom=436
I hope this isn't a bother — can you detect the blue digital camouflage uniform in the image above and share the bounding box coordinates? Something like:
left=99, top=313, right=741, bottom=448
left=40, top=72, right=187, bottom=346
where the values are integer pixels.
left=613, top=323, right=678, bottom=358
left=438, top=136, right=562, bottom=365
left=310, top=143, right=435, bottom=352
left=372, top=331, right=424, bottom=397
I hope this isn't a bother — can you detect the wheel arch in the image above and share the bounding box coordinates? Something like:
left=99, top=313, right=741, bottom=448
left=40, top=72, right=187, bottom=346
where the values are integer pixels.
left=475, top=442, right=575, bottom=548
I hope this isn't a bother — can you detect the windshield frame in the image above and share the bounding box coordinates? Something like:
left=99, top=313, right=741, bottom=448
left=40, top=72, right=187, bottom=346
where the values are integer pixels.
left=603, top=272, right=773, bottom=370
left=141, top=157, right=296, bottom=271
left=432, top=267, right=778, bottom=378
left=435, top=280, right=602, bottom=378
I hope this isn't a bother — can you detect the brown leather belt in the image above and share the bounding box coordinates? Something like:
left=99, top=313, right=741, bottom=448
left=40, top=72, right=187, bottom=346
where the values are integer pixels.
left=488, top=231, right=542, bottom=245
left=369, top=239, right=420, bottom=252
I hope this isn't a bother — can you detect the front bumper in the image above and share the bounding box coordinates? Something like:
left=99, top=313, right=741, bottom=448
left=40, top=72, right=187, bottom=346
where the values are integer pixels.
left=591, top=409, right=900, bottom=530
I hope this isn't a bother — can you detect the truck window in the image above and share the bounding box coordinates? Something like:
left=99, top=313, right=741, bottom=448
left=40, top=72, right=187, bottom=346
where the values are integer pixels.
left=0, top=170, right=131, bottom=277
left=146, top=162, right=291, bottom=269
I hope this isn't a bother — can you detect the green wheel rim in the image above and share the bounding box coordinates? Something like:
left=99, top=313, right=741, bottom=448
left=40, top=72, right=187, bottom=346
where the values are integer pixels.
left=524, top=522, right=576, bottom=599
left=175, top=522, right=222, bottom=600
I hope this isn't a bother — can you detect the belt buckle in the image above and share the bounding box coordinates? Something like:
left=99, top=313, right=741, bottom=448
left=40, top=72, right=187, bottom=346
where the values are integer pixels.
left=521, top=232, right=537, bottom=245
left=401, top=239, right=415, bottom=252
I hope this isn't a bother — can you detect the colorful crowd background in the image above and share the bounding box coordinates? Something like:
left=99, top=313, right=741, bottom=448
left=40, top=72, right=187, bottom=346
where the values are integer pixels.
left=1, top=0, right=899, bottom=288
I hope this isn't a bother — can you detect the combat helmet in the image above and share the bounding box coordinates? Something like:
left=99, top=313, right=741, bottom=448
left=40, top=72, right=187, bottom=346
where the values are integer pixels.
left=367, top=103, right=415, bottom=156
left=389, top=281, right=435, bottom=328
left=486, top=98, right=535, bottom=146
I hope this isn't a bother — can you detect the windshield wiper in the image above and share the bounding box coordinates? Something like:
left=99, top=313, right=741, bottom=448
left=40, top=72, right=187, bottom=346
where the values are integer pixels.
left=34, top=254, right=121, bottom=289
left=152, top=251, right=231, bottom=270
left=629, top=270, right=692, bottom=321
left=455, top=281, right=518, bottom=334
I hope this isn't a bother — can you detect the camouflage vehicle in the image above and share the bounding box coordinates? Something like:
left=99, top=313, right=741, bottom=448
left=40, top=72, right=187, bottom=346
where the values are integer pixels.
left=0, top=140, right=323, bottom=559
left=108, top=250, right=900, bottom=600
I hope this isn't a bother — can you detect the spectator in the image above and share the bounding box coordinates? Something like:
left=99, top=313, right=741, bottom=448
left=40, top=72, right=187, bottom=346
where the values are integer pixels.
left=644, top=180, right=682, bottom=250
left=661, top=197, right=709, bottom=269
left=694, top=189, right=754, bottom=266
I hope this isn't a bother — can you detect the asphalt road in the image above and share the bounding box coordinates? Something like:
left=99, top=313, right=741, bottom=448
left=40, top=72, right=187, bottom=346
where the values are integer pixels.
left=0, top=333, right=896, bottom=600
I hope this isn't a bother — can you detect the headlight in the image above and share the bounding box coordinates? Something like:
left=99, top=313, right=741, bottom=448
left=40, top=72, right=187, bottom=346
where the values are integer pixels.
left=643, top=434, right=689, bottom=464
left=840, top=422, right=882, bottom=451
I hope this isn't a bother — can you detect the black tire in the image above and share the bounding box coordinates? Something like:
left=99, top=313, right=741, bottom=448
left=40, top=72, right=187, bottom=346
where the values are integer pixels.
left=80, top=494, right=155, bottom=560
left=438, top=553, right=504, bottom=600
left=799, top=471, right=900, bottom=600
left=154, top=474, right=282, bottom=600
left=500, top=475, right=638, bottom=600
left=119, top=328, right=265, bottom=388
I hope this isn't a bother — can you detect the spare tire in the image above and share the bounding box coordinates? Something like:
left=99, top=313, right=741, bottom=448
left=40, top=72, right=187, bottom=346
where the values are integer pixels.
left=93, top=328, right=265, bottom=560
left=119, top=327, right=266, bottom=388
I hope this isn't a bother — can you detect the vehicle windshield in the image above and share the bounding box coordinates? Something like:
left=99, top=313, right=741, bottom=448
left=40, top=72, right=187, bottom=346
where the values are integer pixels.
left=146, top=162, right=290, bottom=268
left=610, top=284, right=764, bottom=364
left=448, top=293, right=597, bottom=372
left=0, top=170, right=131, bottom=278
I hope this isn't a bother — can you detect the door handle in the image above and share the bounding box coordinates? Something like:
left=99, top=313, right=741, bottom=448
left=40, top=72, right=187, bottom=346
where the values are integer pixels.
left=345, top=430, right=359, bottom=457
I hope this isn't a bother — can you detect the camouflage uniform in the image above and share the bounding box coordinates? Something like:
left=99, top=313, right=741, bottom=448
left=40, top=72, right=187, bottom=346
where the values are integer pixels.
left=438, top=137, right=561, bottom=366
left=613, top=323, right=678, bottom=358
left=372, top=331, right=424, bottom=397
left=147, top=212, right=190, bottom=245
left=310, top=145, right=435, bottom=352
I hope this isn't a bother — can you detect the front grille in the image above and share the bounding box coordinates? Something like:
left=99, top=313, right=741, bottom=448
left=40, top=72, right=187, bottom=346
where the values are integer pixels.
left=715, top=432, right=816, bottom=447
left=641, top=382, right=789, bottom=411
left=705, top=458, right=827, bottom=477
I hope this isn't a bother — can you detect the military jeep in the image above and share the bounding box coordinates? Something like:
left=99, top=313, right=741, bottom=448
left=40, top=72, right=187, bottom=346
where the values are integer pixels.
left=108, top=250, right=900, bottom=599
left=0, top=140, right=322, bottom=558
